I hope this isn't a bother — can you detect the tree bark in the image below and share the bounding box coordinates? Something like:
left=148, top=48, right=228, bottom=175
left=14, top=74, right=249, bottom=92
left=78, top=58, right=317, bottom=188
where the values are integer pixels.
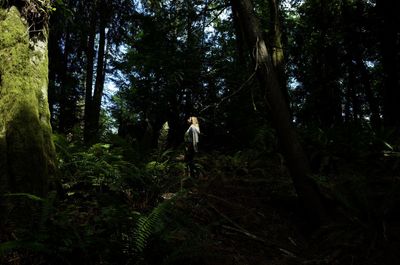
left=0, top=6, right=56, bottom=195
left=376, top=0, right=400, bottom=129
left=358, top=59, right=381, bottom=129
left=84, top=0, right=108, bottom=144
left=342, top=0, right=381, bottom=128
left=83, top=2, right=97, bottom=143
left=231, top=0, right=330, bottom=226
left=88, top=10, right=107, bottom=143
left=0, top=6, right=57, bottom=234
left=58, top=31, right=73, bottom=133
left=268, top=0, right=289, bottom=107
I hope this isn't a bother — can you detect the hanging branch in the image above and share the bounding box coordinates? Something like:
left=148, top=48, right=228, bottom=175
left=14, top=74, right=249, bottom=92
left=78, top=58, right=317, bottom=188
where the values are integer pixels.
left=200, top=70, right=256, bottom=113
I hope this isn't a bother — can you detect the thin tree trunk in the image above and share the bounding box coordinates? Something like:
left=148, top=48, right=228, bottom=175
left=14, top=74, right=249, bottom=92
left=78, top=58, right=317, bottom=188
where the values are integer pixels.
left=83, top=3, right=97, bottom=143
left=343, top=0, right=380, bottom=128
left=231, top=0, right=246, bottom=65
left=48, top=26, right=60, bottom=126
left=231, top=0, right=330, bottom=226
left=84, top=0, right=109, bottom=144
left=358, top=59, right=381, bottom=129
left=167, top=92, right=182, bottom=148
left=348, top=64, right=361, bottom=123
left=376, top=0, right=400, bottom=129
left=59, top=31, right=72, bottom=133
left=344, top=79, right=352, bottom=123
left=89, top=12, right=107, bottom=143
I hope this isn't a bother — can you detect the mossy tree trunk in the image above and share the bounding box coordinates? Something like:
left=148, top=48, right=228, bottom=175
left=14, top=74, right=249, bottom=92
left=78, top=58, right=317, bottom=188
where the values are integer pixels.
left=0, top=6, right=56, bottom=201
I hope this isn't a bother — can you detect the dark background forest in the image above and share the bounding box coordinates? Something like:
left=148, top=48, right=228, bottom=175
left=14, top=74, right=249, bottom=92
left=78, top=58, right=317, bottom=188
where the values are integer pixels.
left=1, top=0, right=400, bottom=264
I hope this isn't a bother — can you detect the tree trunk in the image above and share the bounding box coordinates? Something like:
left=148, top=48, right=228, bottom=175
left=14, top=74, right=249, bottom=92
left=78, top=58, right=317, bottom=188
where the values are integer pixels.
left=58, top=31, right=73, bottom=133
left=84, top=0, right=108, bottom=144
left=358, top=59, right=381, bottom=129
left=268, top=0, right=289, bottom=107
left=83, top=3, right=97, bottom=143
left=0, top=6, right=56, bottom=231
left=348, top=64, right=361, bottom=123
left=231, top=0, right=330, bottom=226
left=88, top=11, right=107, bottom=143
left=231, top=0, right=246, bottom=65
left=343, top=0, right=381, bottom=128
left=48, top=28, right=59, bottom=126
left=376, top=0, right=400, bottom=129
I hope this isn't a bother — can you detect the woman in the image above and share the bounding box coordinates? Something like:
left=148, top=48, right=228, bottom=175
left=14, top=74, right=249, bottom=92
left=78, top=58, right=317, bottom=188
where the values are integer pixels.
left=184, top=116, right=200, bottom=177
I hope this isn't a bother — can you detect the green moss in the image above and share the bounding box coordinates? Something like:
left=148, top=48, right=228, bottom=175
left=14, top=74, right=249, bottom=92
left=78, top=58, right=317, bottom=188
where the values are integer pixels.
left=0, top=6, right=56, bottom=196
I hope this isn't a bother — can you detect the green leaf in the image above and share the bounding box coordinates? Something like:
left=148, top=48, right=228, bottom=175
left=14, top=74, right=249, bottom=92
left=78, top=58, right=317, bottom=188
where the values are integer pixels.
left=383, top=141, right=394, bottom=151
left=4, top=193, right=44, bottom=202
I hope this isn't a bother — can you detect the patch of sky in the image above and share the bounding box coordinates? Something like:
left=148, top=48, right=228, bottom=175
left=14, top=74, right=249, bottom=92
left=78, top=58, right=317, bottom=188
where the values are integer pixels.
left=364, top=60, right=375, bottom=69
left=204, top=6, right=231, bottom=36
left=281, top=0, right=304, bottom=11
left=288, top=76, right=300, bottom=90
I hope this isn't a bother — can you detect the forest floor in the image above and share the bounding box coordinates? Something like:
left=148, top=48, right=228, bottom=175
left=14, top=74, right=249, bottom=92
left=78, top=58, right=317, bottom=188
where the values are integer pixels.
left=167, top=152, right=309, bottom=265
left=2, top=142, right=400, bottom=265
left=183, top=177, right=303, bottom=265
left=164, top=150, right=400, bottom=265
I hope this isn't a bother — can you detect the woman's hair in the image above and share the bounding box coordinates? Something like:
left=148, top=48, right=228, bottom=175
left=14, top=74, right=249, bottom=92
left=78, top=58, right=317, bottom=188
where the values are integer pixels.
left=190, top=116, right=199, bottom=125
left=189, top=116, right=200, bottom=131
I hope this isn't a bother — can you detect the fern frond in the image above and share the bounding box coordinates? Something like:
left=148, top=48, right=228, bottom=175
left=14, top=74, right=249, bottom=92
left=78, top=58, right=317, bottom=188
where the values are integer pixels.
left=132, top=197, right=176, bottom=254
left=0, top=240, right=46, bottom=255
left=3, top=193, right=44, bottom=202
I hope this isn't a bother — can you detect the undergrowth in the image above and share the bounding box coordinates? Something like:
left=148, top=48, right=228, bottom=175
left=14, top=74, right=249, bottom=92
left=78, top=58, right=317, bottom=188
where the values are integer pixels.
left=1, top=124, right=400, bottom=264
left=0, top=135, right=196, bottom=264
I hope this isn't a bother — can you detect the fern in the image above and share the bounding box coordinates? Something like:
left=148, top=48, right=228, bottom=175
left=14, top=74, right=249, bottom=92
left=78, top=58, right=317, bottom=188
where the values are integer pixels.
left=132, top=196, right=176, bottom=254
left=0, top=240, right=46, bottom=255
left=0, top=192, right=54, bottom=259
left=3, top=193, right=44, bottom=202
left=0, top=240, right=21, bottom=255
